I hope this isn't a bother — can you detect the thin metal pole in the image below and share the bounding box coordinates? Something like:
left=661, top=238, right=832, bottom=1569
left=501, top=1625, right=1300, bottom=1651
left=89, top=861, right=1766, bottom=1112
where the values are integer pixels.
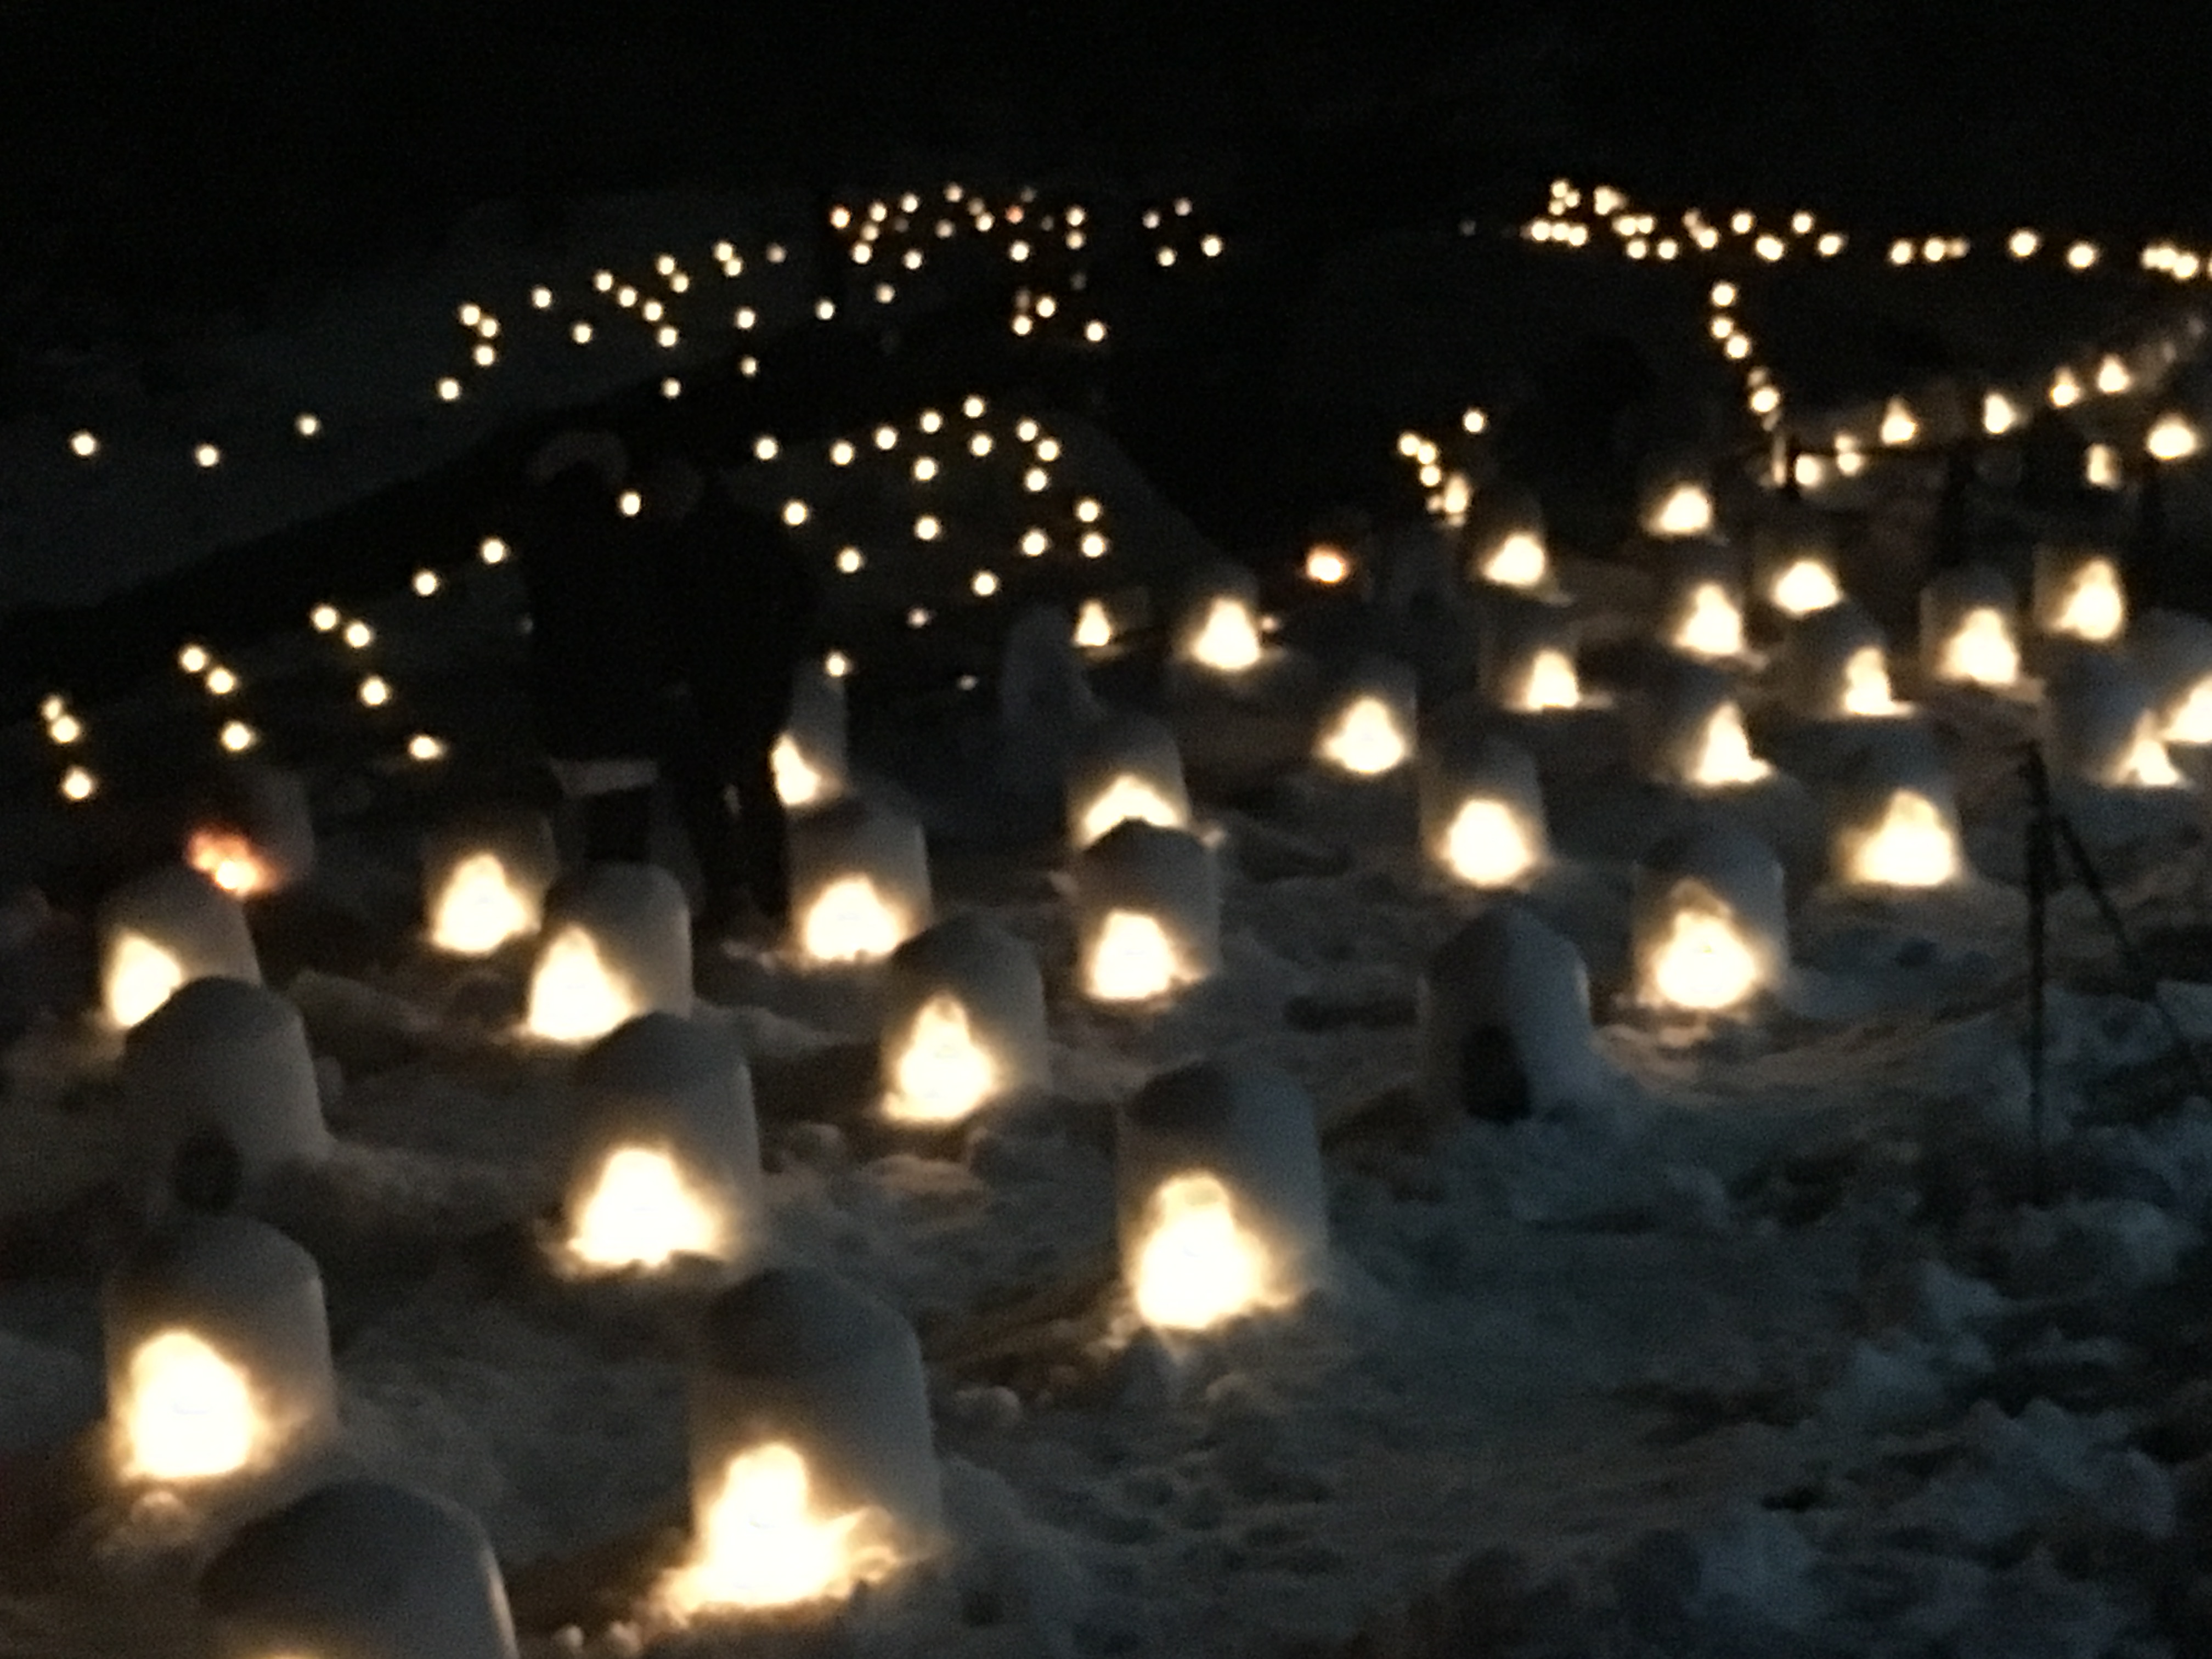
left=2025, top=746, right=2051, bottom=1206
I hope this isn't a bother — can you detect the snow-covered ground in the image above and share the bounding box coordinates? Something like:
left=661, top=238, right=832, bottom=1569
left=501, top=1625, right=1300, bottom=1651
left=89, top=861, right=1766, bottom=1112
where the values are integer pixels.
left=5, top=180, right=2212, bottom=1657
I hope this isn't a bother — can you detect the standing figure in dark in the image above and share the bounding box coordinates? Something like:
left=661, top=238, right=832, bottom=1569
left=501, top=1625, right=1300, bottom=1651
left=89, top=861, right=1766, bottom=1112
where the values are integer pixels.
left=513, top=431, right=669, bottom=864
left=639, top=447, right=822, bottom=942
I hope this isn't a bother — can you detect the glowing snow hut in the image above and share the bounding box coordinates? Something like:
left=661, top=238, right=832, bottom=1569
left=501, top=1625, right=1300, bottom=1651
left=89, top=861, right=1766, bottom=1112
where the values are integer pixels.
left=104, top=1215, right=336, bottom=1486
left=1065, top=711, right=1193, bottom=850
left=673, top=1267, right=939, bottom=1612
left=1657, top=541, right=1748, bottom=660
left=1480, top=594, right=1582, bottom=712
left=1418, top=731, right=1549, bottom=889
left=1419, top=901, right=1603, bottom=1121
left=2044, top=652, right=2183, bottom=787
left=880, top=913, right=1049, bottom=1125
left=97, top=865, right=262, bottom=1030
left=1313, top=658, right=1418, bottom=775
left=199, top=1479, right=519, bottom=1659
left=563, top=1013, right=763, bottom=1272
left=1751, top=515, right=1847, bottom=619
left=1173, top=561, right=1267, bottom=675
left=775, top=658, right=851, bottom=810
left=123, top=978, right=331, bottom=1182
left=1631, top=822, right=1789, bottom=1014
left=1074, top=821, right=1219, bottom=1003
left=1920, top=566, right=2022, bottom=689
left=2128, top=608, right=2212, bottom=744
left=1776, top=600, right=1905, bottom=719
left=1828, top=740, right=1967, bottom=889
left=788, top=798, right=932, bottom=965
left=2033, top=543, right=2128, bottom=644
left=1639, top=658, right=1771, bottom=789
left=422, top=809, right=558, bottom=956
left=526, top=863, right=693, bottom=1043
left=1459, top=483, right=1550, bottom=591
left=1115, top=1060, right=1328, bottom=1331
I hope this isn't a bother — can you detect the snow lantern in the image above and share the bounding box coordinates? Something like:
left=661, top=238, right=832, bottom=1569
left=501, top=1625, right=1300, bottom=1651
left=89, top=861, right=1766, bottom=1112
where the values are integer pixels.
left=1751, top=515, right=1846, bottom=619
left=104, top=1215, right=336, bottom=1486
left=1115, top=1060, right=1328, bottom=1331
left=1173, top=561, right=1266, bottom=675
left=562, top=1013, right=763, bottom=1272
left=97, top=865, right=261, bottom=1030
left=1459, top=483, right=1550, bottom=591
left=525, top=863, right=693, bottom=1045
left=1657, top=541, right=1748, bottom=659
left=1480, top=593, right=1582, bottom=712
left=1920, top=566, right=2022, bottom=688
left=421, top=809, right=558, bottom=956
left=2128, top=608, right=2212, bottom=743
left=2044, top=652, right=2182, bottom=787
left=1312, top=657, right=1418, bottom=776
left=1776, top=600, right=1906, bottom=719
left=1418, top=731, right=1548, bottom=889
left=1828, top=740, right=1966, bottom=889
left=123, top=978, right=331, bottom=1182
left=1074, top=821, right=1219, bottom=1003
left=669, top=1266, right=938, bottom=1613
left=1064, top=711, right=1192, bottom=850
left=775, top=659, right=851, bottom=810
left=185, top=763, right=315, bottom=899
left=788, top=798, right=932, bottom=965
left=1419, top=901, right=1602, bottom=1120
left=199, top=1479, right=518, bottom=1659
left=1639, top=658, right=1771, bottom=789
left=1640, top=470, right=1718, bottom=540
left=2033, top=542, right=2128, bottom=644
left=1631, top=822, right=1788, bottom=1014
left=879, top=913, right=1048, bottom=1125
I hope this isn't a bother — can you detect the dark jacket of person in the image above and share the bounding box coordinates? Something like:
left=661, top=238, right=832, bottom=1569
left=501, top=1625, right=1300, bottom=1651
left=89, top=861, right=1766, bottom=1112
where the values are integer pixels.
left=656, top=476, right=822, bottom=746
left=512, top=464, right=672, bottom=761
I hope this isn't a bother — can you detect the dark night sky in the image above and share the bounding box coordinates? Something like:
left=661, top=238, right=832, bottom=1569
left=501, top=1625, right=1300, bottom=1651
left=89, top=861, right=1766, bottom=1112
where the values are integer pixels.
left=1, top=1, right=2208, bottom=352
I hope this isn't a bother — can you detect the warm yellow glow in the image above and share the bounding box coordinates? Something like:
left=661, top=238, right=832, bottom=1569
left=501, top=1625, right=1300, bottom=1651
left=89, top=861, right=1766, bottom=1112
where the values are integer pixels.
left=1077, top=776, right=1186, bottom=848
left=2148, top=415, right=2200, bottom=462
left=1936, top=607, right=2019, bottom=686
left=2067, top=241, right=2100, bottom=270
left=105, top=931, right=185, bottom=1029
left=1515, top=647, right=1581, bottom=712
left=2051, top=368, right=2083, bottom=408
left=1647, top=484, right=1714, bottom=538
left=2010, top=229, right=2040, bottom=258
left=1984, top=392, right=2022, bottom=435
left=1769, top=557, right=1842, bottom=616
left=1480, top=531, right=1548, bottom=589
left=1880, top=400, right=1919, bottom=447
left=526, top=927, right=638, bottom=1044
left=2110, top=716, right=2183, bottom=788
left=1438, top=798, right=1539, bottom=888
left=61, top=766, right=98, bottom=802
left=1074, top=600, right=1114, bottom=650
left=1688, top=703, right=1771, bottom=787
left=1305, top=545, right=1352, bottom=585
left=772, top=735, right=830, bottom=808
left=429, top=851, right=537, bottom=955
left=1186, top=596, right=1263, bottom=672
left=2096, top=356, right=2131, bottom=395
left=663, top=1442, right=898, bottom=1613
left=1316, top=697, right=1409, bottom=775
left=1673, top=582, right=1744, bottom=658
left=1844, top=790, right=1959, bottom=888
left=1646, top=891, right=1763, bottom=1012
left=2164, top=677, right=2212, bottom=744
left=568, top=1147, right=727, bottom=1268
left=1131, top=1173, right=1273, bottom=1331
left=2050, top=557, right=2125, bottom=642
left=116, top=1329, right=257, bottom=1482
left=799, top=877, right=906, bottom=964
left=1085, top=910, right=1187, bottom=1002
left=1839, top=646, right=1902, bottom=716
left=187, top=828, right=276, bottom=898
left=2086, top=445, right=2124, bottom=489
left=884, top=994, right=998, bottom=1124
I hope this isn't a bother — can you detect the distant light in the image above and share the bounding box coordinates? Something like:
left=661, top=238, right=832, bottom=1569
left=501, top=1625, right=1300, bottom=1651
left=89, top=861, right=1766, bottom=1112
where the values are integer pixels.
left=766, top=243, right=786, bottom=263
left=178, top=644, right=211, bottom=673
left=407, top=733, right=446, bottom=761
left=734, top=307, right=756, bottom=329
left=754, top=435, right=780, bottom=461
left=907, top=607, right=932, bottom=628
left=358, top=675, right=391, bottom=707
left=69, top=430, right=98, bottom=458
left=912, top=455, right=938, bottom=482
left=815, top=298, right=836, bottom=320
left=875, top=425, right=899, bottom=450
left=825, top=650, right=851, bottom=678
left=963, top=394, right=986, bottom=418
left=436, top=379, right=461, bottom=402
left=1075, top=497, right=1102, bottom=523
left=616, top=286, right=638, bottom=307
left=618, top=490, right=642, bottom=517
left=1201, top=235, right=1223, bottom=257
left=1020, top=528, right=1048, bottom=556
left=195, top=443, right=222, bottom=467
left=1462, top=408, right=1487, bottom=433
left=219, top=721, right=257, bottom=753
left=60, top=766, right=97, bottom=802
left=836, top=547, right=864, bottom=574
left=830, top=439, right=855, bottom=466
left=1816, top=233, right=1844, bottom=256
left=295, top=413, right=320, bottom=437
left=532, top=286, right=554, bottom=308
left=639, top=300, right=663, bottom=323
left=2008, top=229, right=2040, bottom=258
left=874, top=283, right=895, bottom=304
left=920, top=409, right=944, bottom=433
left=1156, top=247, right=1177, bottom=267
left=413, top=569, right=440, bottom=596
left=654, top=326, right=679, bottom=348
left=915, top=515, right=942, bottom=541
left=1080, top=532, right=1108, bottom=558
left=2148, top=414, right=2201, bottom=462
left=479, top=537, right=509, bottom=565
left=309, top=605, right=338, bottom=631
left=47, top=712, right=81, bottom=744
left=969, top=432, right=993, bottom=456
left=662, top=378, right=681, bottom=399
left=593, top=270, right=615, bottom=291
left=476, top=316, right=500, bottom=338
left=343, top=620, right=374, bottom=649
left=571, top=321, right=594, bottom=344
left=2067, top=241, right=2100, bottom=270
left=1084, top=320, right=1107, bottom=343
left=204, top=667, right=238, bottom=696
left=971, top=571, right=999, bottom=596
left=782, top=500, right=809, bottom=527
left=472, top=345, right=496, bottom=368
left=459, top=303, right=483, bottom=326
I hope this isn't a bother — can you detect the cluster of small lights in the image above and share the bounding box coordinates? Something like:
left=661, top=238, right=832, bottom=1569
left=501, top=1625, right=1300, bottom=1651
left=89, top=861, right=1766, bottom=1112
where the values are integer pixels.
left=1523, top=182, right=1843, bottom=265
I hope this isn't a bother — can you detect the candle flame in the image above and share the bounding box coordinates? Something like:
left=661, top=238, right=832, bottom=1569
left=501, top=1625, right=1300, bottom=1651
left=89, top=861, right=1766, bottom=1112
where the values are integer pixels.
left=1646, top=484, right=1714, bottom=538
left=104, top=931, right=187, bottom=1029
left=526, top=927, right=640, bottom=1044
left=428, top=851, right=538, bottom=955
left=115, top=1329, right=259, bottom=1482
left=1646, top=889, right=1763, bottom=1012
left=1131, top=1173, right=1273, bottom=1330
left=2051, top=558, right=2125, bottom=642
left=1479, top=532, right=1547, bottom=589
left=1513, top=647, right=1581, bottom=712
left=1085, top=910, right=1188, bottom=1002
left=185, top=828, right=276, bottom=898
left=1936, top=608, right=2019, bottom=686
left=1769, top=557, right=1842, bottom=617
left=1076, top=775, right=1187, bottom=849
left=567, top=1146, right=730, bottom=1269
left=1315, top=697, right=1409, bottom=775
left=1843, top=790, right=1960, bottom=888
left=1438, top=798, right=1539, bottom=888
left=661, top=1442, right=901, bottom=1614
left=2108, top=714, right=2183, bottom=788
left=2163, top=676, right=2212, bottom=744
left=1839, top=646, right=1903, bottom=716
left=884, top=994, right=998, bottom=1124
left=1074, top=600, right=1115, bottom=650
left=1186, top=597, right=1263, bottom=673
left=1686, top=703, right=1771, bottom=787
left=1673, top=583, right=1744, bottom=658
left=772, top=734, right=832, bottom=809
left=799, top=876, right=908, bottom=964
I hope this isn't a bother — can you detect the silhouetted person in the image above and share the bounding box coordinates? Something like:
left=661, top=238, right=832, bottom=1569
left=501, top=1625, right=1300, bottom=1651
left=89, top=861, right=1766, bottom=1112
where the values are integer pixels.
left=513, top=431, right=668, bottom=862
left=641, top=452, right=821, bottom=938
